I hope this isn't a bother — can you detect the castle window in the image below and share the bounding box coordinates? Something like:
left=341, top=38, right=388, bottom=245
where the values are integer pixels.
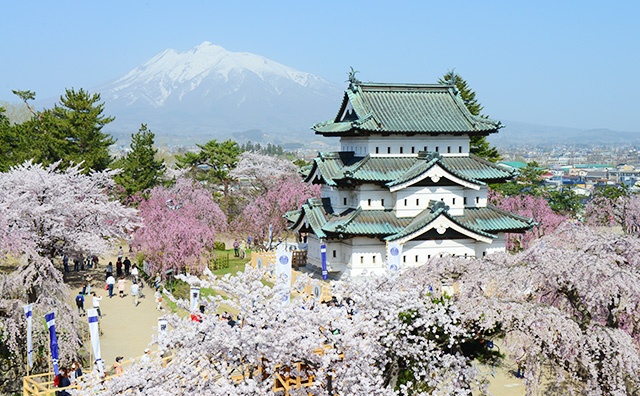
left=381, top=199, right=385, bottom=206
left=416, top=199, right=419, bottom=206
left=459, top=146, right=462, bottom=153
left=403, top=256, right=406, bottom=263
left=376, top=147, right=379, bottom=154
left=344, top=197, right=347, bottom=205
left=476, top=197, right=479, bottom=204
left=372, top=256, right=376, bottom=264
left=482, top=251, right=486, bottom=257
left=411, top=147, right=415, bottom=153
left=435, top=146, right=439, bottom=152
left=424, top=146, right=427, bottom=151
left=447, top=146, right=451, bottom=153
left=415, top=255, right=419, bottom=262
left=404, top=199, right=407, bottom=206
left=400, top=147, right=403, bottom=154
left=464, top=197, right=467, bottom=205
left=452, top=198, right=456, bottom=205
left=428, top=255, right=431, bottom=259
left=333, top=250, right=336, bottom=258
left=367, top=199, right=372, bottom=206
left=360, top=256, right=364, bottom=264
left=387, top=147, right=391, bottom=154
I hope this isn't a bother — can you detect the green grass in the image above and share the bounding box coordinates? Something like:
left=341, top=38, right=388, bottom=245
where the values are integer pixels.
left=163, top=249, right=250, bottom=315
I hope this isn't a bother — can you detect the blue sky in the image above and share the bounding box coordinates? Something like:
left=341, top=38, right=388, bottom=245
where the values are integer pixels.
left=1, top=0, right=639, bottom=131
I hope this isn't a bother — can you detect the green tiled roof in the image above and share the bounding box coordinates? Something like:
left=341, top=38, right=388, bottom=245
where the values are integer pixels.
left=305, top=152, right=513, bottom=187
left=313, top=83, right=501, bottom=137
left=322, top=207, right=408, bottom=235
left=440, top=155, right=515, bottom=182
left=458, top=205, right=536, bottom=232
left=285, top=199, right=534, bottom=241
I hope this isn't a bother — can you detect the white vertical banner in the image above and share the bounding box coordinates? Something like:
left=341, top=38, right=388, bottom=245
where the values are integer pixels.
left=275, top=250, right=292, bottom=304
left=158, top=318, right=168, bottom=349
left=87, top=309, right=104, bottom=373
left=23, top=304, right=33, bottom=369
left=189, top=287, right=200, bottom=312
left=387, top=243, right=403, bottom=271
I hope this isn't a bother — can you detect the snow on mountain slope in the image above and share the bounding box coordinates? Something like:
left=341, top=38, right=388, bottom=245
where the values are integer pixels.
left=95, top=42, right=343, bottom=140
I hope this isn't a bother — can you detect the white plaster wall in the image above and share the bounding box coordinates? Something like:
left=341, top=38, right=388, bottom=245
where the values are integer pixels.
left=348, top=237, right=387, bottom=276
left=395, top=186, right=465, bottom=217
left=401, top=239, right=477, bottom=267
left=355, top=184, right=394, bottom=209
left=466, top=186, right=488, bottom=208
left=475, top=233, right=506, bottom=257
left=340, top=135, right=470, bottom=156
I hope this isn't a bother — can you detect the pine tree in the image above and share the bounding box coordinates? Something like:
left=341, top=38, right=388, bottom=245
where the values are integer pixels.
left=439, top=71, right=501, bottom=162
left=49, top=88, right=115, bottom=171
left=115, top=124, right=165, bottom=197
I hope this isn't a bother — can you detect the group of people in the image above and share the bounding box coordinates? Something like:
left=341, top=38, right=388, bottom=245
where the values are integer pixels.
left=54, top=361, right=83, bottom=395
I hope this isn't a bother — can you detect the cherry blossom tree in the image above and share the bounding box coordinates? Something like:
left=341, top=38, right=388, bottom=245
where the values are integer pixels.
left=416, top=224, right=640, bottom=395
left=132, top=178, right=227, bottom=275
left=231, top=177, right=319, bottom=245
left=0, top=161, right=138, bottom=393
left=488, top=189, right=566, bottom=250
left=583, top=186, right=640, bottom=234
left=229, top=151, right=299, bottom=196
left=81, top=268, right=490, bottom=395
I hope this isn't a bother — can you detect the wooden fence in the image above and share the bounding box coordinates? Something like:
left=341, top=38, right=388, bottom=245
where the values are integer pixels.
left=23, top=354, right=172, bottom=396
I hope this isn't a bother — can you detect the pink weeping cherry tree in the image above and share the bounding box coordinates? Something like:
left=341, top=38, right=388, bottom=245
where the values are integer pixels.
left=231, top=177, right=320, bottom=245
left=488, top=190, right=566, bottom=250
left=0, top=161, right=138, bottom=392
left=132, top=178, right=227, bottom=276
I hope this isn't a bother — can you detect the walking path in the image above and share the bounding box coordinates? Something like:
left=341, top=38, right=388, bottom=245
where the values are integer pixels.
left=64, top=248, right=165, bottom=370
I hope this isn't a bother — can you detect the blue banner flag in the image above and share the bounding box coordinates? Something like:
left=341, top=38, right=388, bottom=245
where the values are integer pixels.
left=321, top=244, right=327, bottom=280
left=45, top=312, right=59, bottom=376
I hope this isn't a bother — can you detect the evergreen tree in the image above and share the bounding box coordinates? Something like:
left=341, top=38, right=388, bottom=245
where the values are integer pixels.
left=176, top=139, right=242, bottom=213
left=49, top=88, right=115, bottom=171
left=4, top=89, right=116, bottom=172
left=439, top=71, right=501, bottom=162
left=115, top=124, right=165, bottom=197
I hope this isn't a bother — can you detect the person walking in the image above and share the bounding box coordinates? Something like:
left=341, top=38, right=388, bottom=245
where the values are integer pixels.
left=117, top=276, right=126, bottom=298
left=73, top=256, right=80, bottom=272
left=117, top=246, right=124, bottom=261
left=92, top=255, right=99, bottom=269
left=63, top=255, right=69, bottom=273
left=106, top=275, right=116, bottom=298
left=116, top=258, right=123, bottom=277
left=75, top=291, right=85, bottom=315
left=113, top=357, right=123, bottom=376
left=155, top=287, right=163, bottom=311
left=131, top=265, right=139, bottom=282
left=233, top=239, right=240, bottom=257
left=123, top=256, right=131, bottom=275
left=106, top=262, right=113, bottom=279
left=91, top=292, right=103, bottom=317
left=85, top=273, right=94, bottom=295
left=131, top=281, right=140, bottom=307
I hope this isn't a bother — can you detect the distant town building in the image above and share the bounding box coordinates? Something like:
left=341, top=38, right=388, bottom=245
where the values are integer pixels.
left=286, top=81, right=534, bottom=277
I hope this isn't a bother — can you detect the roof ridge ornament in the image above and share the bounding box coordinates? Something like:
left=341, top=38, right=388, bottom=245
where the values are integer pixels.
left=346, top=67, right=361, bottom=90
left=444, top=68, right=459, bottom=95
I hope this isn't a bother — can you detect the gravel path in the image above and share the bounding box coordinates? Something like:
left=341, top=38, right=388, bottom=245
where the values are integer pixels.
left=64, top=248, right=166, bottom=370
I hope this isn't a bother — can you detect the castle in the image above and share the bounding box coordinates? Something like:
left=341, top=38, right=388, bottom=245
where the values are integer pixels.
left=286, top=79, right=534, bottom=277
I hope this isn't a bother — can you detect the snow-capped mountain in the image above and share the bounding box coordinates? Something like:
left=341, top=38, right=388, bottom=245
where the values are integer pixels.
left=95, top=42, right=343, bottom=141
